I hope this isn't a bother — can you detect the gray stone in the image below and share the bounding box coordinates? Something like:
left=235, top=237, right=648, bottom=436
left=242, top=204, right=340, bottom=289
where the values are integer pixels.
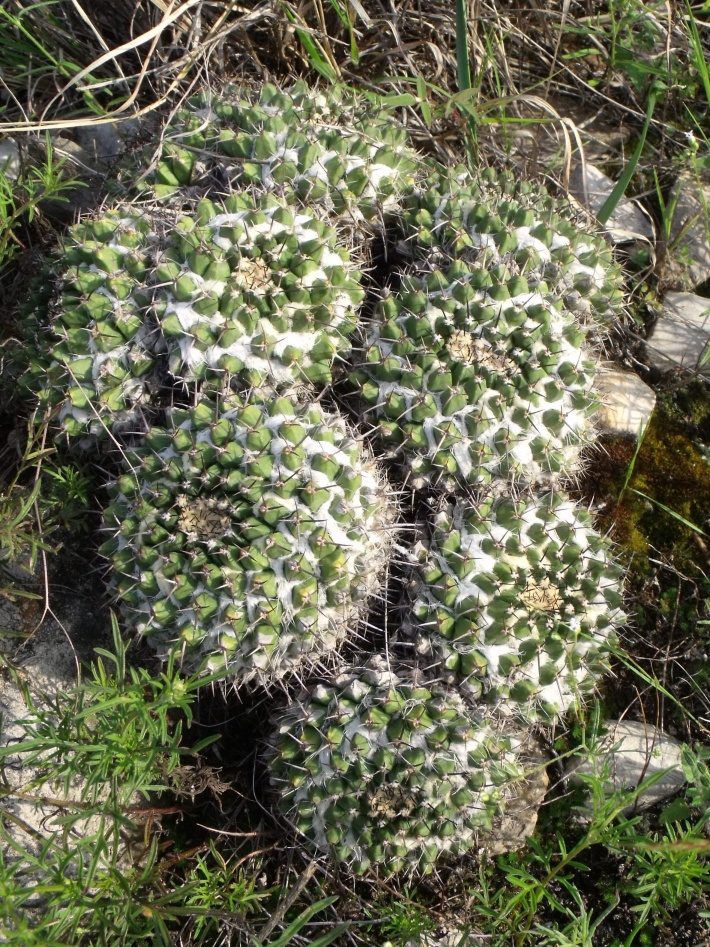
left=0, top=137, right=21, bottom=180
left=595, top=365, right=656, bottom=437
left=664, top=172, right=710, bottom=290
left=73, top=117, right=144, bottom=170
left=567, top=719, right=686, bottom=815
left=50, top=136, right=101, bottom=176
left=44, top=117, right=145, bottom=184
left=646, top=290, right=710, bottom=374
left=569, top=163, right=655, bottom=244
left=480, top=737, right=549, bottom=856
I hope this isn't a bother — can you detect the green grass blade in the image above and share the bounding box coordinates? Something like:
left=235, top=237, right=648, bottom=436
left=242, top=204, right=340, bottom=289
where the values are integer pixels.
left=303, top=924, right=350, bottom=947
left=454, top=0, right=477, bottom=157
left=327, top=0, right=359, bottom=64
left=611, top=647, right=705, bottom=727
left=279, top=4, right=338, bottom=83
left=455, top=0, right=472, bottom=92
left=251, top=896, right=340, bottom=947
left=630, top=488, right=708, bottom=536
left=597, top=86, right=658, bottom=225
left=685, top=0, right=710, bottom=109
left=616, top=418, right=651, bottom=503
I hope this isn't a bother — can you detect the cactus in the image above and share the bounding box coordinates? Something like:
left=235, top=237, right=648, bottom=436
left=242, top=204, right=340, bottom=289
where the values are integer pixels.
left=409, top=493, right=625, bottom=722
left=399, top=165, right=624, bottom=324
left=99, top=393, right=394, bottom=683
left=27, top=192, right=364, bottom=441
left=268, top=657, right=525, bottom=876
left=350, top=258, right=599, bottom=490
left=144, top=81, right=420, bottom=223
left=154, top=193, right=364, bottom=391
left=27, top=208, right=160, bottom=440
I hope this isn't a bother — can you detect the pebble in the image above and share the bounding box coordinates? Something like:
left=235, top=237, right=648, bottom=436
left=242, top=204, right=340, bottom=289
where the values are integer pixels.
left=595, top=365, right=656, bottom=436
left=567, top=719, right=686, bottom=816
left=568, top=163, right=655, bottom=244
left=646, top=290, right=710, bottom=375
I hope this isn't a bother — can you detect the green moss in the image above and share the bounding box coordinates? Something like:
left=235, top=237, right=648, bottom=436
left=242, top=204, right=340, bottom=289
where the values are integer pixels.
left=658, top=380, right=710, bottom=439
left=581, top=399, right=710, bottom=578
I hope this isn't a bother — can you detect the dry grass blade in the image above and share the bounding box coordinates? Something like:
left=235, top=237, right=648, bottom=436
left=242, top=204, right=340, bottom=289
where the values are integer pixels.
left=0, top=1, right=278, bottom=134
left=38, top=0, right=203, bottom=122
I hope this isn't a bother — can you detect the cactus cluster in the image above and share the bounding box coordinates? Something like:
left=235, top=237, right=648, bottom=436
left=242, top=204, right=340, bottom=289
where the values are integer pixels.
left=14, top=80, right=630, bottom=877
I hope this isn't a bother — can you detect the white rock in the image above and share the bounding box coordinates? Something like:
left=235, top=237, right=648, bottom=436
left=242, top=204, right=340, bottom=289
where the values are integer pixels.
left=569, top=163, right=655, bottom=244
left=480, top=737, right=549, bottom=856
left=567, top=719, right=686, bottom=815
left=595, top=365, right=656, bottom=437
left=0, top=137, right=21, bottom=180
left=646, top=290, right=710, bottom=374
left=402, top=928, right=487, bottom=947
left=664, top=172, right=710, bottom=290
left=0, top=592, right=138, bottom=875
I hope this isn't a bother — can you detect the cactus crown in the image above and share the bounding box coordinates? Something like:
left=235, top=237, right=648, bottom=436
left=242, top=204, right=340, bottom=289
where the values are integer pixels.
left=144, top=80, right=419, bottom=222
left=351, top=257, right=599, bottom=490
left=27, top=193, right=364, bottom=441
left=154, top=193, right=364, bottom=390
left=400, top=165, right=624, bottom=323
left=411, top=493, right=625, bottom=722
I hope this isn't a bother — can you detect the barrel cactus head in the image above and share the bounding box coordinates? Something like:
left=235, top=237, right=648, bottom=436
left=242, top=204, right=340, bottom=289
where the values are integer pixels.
left=350, top=258, right=599, bottom=491
left=27, top=207, right=160, bottom=441
left=399, top=165, right=624, bottom=325
left=268, top=657, right=525, bottom=877
left=154, top=193, right=364, bottom=392
left=409, top=493, right=625, bottom=723
left=99, top=394, right=395, bottom=685
left=142, top=81, right=420, bottom=224
left=25, top=190, right=365, bottom=444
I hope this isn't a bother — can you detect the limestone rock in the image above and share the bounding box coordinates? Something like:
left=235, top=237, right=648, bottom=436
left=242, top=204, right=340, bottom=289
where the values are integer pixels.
left=480, top=738, right=549, bottom=856
left=0, top=137, right=21, bottom=180
left=0, top=574, right=134, bottom=873
left=569, top=163, right=655, bottom=244
left=595, top=365, right=656, bottom=436
left=400, top=929, right=487, bottom=947
left=74, top=118, right=143, bottom=170
left=50, top=118, right=146, bottom=177
left=646, top=291, right=710, bottom=374
left=663, top=172, right=710, bottom=290
left=567, top=719, right=686, bottom=815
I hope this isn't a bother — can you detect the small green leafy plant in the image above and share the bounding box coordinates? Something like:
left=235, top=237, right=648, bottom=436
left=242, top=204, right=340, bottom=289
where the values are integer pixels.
left=0, top=136, right=81, bottom=274
left=0, top=619, right=220, bottom=943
